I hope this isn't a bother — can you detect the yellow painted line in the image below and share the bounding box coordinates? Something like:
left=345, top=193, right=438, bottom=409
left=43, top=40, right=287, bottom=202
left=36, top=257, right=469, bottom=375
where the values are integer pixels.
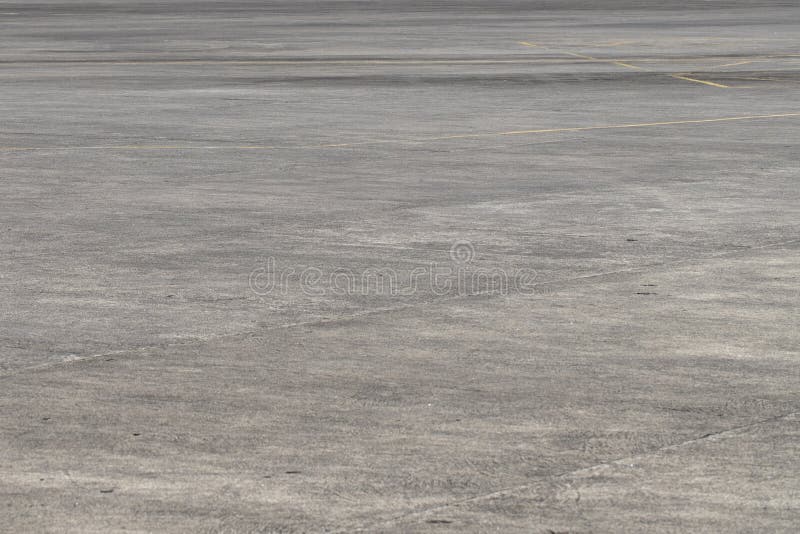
left=559, top=50, right=594, bottom=60
left=595, top=40, right=635, bottom=47
left=563, top=51, right=643, bottom=70
left=517, top=41, right=538, bottom=47
left=515, top=41, right=742, bottom=88
left=670, top=74, right=730, bottom=88
left=707, top=55, right=800, bottom=69
left=2, top=113, right=798, bottom=152
left=723, top=76, right=800, bottom=85
left=714, top=60, right=755, bottom=68
left=612, top=60, right=644, bottom=70
left=524, top=46, right=646, bottom=71
left=603, top=54, right=800, bottom=64
left=419, top=113, right=800, bottom=141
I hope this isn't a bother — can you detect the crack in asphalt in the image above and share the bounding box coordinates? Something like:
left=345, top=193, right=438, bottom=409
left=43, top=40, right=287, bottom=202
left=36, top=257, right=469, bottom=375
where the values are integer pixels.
left=2, top=235, right=797, bottom=380
left=345, top=409, right=800, bottom=531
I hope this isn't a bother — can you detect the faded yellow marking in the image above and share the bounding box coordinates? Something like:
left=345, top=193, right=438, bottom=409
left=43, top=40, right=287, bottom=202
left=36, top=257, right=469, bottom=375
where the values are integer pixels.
left=558, top=50, right=597, bottom=60
left=555, top=48, right=643, bottom=70
left=418, top=113, right=800, bottom=141
left=670, top=74, right=730, bottom=88
left=714, top=60, right=755, bottom=68
left=595, top=40, right=635, bottom=47
left=722, top=76, right=800, bottom=85
left=611, top=60, right=644, bottom=70
left=516, top=40, right=735, bottom=87
left=517, top=41, right=538, bottom=47
left=600, top=54, right=800, bottom=64
left=2, top=113, right=798, bottom=152
left=707, top=55, right=800, bottom=69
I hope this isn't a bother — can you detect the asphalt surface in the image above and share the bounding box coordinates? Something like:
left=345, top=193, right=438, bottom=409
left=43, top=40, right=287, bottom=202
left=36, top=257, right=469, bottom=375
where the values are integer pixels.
left=1, top=1, right=799, bottom=532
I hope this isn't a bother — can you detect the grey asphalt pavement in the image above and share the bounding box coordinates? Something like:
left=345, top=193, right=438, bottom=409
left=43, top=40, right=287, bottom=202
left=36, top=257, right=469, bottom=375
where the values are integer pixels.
left=1, top=1, right=799, bottom=532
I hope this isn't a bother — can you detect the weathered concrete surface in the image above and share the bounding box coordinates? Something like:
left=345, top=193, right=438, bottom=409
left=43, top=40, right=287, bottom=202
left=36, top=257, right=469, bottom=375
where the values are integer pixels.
left=1, top=1, right=798, bottom=532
